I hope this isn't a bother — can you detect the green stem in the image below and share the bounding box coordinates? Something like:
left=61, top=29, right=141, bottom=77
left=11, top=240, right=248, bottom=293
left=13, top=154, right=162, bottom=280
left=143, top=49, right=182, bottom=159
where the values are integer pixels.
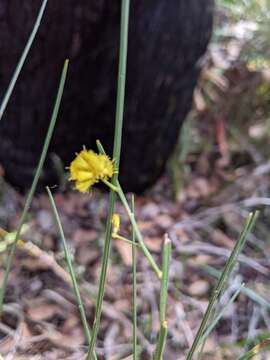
left=0, top=60, right=68, bottom=315
left=131, top=195, right=138, bottom=360
left=102, top=179, right=119, bottom=192
left=87, top=1, right=130, bottom=358
left=97, top=144, right=162, bottom=279
left=113, top=233, right=141, bottom=247
left=0, top=0, right=48, bottom=121
left=186, top=211, right=259, bottom=360
left=46, top=187, right=97, bottom=360
left=154, top=235, right=171, bottom=360
left=200, top=283, right=245, bottom=346
left=96, top=139, right=106, bottom=155
left=159, top=235, right=171, bottom=324
left=154, top=321, right=168, bottom=360
left=116, top=181, right=162, bottom=279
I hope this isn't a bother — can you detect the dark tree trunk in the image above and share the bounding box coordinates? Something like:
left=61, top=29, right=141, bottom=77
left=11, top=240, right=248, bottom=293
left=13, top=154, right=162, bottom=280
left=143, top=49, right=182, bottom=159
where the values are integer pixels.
left=0, top=0, right=214, bottom=192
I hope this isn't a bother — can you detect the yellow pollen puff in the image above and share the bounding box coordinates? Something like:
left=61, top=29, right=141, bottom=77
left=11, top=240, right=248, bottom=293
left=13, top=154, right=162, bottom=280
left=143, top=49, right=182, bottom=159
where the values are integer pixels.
left=69, top=148, right=116, bottom=193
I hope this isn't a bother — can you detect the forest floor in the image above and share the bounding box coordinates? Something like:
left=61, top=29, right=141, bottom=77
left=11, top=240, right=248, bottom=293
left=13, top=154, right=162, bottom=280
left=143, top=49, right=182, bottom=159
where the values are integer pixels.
left=1, top=10, right=270, bottom=360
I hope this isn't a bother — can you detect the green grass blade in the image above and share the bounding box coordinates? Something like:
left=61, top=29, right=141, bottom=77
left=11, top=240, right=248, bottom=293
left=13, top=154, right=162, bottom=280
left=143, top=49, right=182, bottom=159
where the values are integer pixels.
left=46, top=187, right=97, bottom=360
left=186, top=211, right=259, bottom=360
left=131, top=195, right=138, bottom=360
left=0, top=59, right=69, bottom=314
left=86, top=1, right=130, bottom=358
left=0, top=0, right=48, bottom=121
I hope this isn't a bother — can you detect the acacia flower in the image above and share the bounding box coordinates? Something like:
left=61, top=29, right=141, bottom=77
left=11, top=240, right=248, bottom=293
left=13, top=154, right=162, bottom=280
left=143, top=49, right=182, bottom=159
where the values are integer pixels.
left=69, top=148, right=116, bottom=193
left=112, top=214, right=120, bottom=236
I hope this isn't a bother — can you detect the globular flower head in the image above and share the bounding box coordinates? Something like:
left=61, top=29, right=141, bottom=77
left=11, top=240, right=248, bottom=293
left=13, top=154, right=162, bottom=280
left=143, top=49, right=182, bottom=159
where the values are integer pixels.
left=69, top=148, right=116, bottom=193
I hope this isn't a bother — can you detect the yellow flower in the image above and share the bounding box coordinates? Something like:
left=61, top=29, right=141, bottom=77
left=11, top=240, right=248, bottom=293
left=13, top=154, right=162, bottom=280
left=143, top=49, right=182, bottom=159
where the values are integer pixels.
left=112, top=214, right=120, bottom=235
left=69, top=148, right=115, bottom=193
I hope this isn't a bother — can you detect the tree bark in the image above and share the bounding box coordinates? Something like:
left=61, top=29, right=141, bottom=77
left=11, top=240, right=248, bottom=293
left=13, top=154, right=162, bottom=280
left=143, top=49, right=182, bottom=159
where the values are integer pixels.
left=0, top=0, right=214, bottom=192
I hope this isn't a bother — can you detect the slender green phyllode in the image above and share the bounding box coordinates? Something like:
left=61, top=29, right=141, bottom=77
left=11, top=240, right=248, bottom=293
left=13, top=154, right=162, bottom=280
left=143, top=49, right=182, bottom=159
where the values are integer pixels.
left=86, top=1, right=131, bottom=358
left=116, top=181, right=162, bottom=279
left=154, top=321, right=168, bottom=360
left=0, top=60, right=69, bottom=315
left=186, top=211, right=259, bottom=360
left=131, top=195, right=138, bottom=360
left=199, top=283, right=245, bottom=345
left=46, top=187, right=97, bottom=360
left=0, top=0, right=48, bottom=121
left=96, top=140, right=162, bottom=279
left=154, top=235, right=171, bottom=360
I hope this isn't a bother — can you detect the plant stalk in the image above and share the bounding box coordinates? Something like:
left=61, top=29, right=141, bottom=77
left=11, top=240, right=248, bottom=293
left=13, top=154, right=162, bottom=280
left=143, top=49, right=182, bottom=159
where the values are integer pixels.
left=0, top=60, right=69, bottom=315
left=154, top=235, right=171, bottom=360
left=132, top=195, right=138, bottom=360
left=0, top=0, right=48, bottom=121
left=116, top=181, right=162, bottom=279
left=86, top=1, right=130, bottom=358
left=47, top=187, right=97, bottom=360
left=186, top=211, right=258, bottom=360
